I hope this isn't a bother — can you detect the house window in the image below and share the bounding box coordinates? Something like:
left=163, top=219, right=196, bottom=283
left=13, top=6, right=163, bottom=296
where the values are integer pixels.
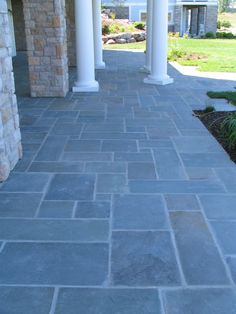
left=140, top=12, right=147, bottom=22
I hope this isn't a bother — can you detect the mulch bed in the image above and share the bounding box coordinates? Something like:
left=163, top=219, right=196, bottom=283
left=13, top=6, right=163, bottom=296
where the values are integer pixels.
left=194, top=110, right=236, bottom=164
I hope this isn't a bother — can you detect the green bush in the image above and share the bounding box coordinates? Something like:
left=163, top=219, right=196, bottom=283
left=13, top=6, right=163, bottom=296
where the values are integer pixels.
left=216, top=32, right=235, bottom=39
left=133, top=21, right=145, bottom=30
left=217, top=20, right=221, bottom=29
left=102, top=24, right=110, bottom=35
left=202, top=106, right=216, bottom=114
left=221, top=113, right=236, bottom=149
left=221, top=20, right=232, bottom=28
left=205, top=32, right=216, bottom=39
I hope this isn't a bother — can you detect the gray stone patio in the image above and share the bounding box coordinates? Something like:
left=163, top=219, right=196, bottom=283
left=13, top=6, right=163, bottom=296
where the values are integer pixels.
left=0, top=50, right=236, bottom=313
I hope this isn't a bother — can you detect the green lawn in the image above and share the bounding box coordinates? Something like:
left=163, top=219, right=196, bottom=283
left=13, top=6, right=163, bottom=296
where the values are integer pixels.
left=104, top=38, right=236, bottom=72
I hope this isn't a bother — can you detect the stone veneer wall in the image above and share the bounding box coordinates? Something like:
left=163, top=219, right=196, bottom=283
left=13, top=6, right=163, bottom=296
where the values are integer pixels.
left=12, top=0, right=27, bottom=51
left=205, top=5, right=218, bottom=33
left=0, top=0, right=22, bottom=181
left=66, top=0, right=76, bottom=67
left=22, top=0, right=69, bottom=97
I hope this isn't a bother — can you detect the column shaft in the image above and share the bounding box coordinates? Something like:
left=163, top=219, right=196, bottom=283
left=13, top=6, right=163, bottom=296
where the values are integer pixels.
left=93, top=0, right=105, bottom=69
left=144, top=0, right=173, bottom=85
left=73, top=0, right=99, bottom=92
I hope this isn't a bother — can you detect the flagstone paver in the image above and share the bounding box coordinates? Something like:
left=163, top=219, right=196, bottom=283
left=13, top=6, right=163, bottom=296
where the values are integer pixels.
left=0, top=50, right=236, bottom=312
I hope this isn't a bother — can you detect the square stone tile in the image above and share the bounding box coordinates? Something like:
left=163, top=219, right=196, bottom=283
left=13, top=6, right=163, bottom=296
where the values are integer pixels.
left=45, top=174, right=95, bottom=200
left=1, top=173, right=50, bottom=192
left=199, top=195, right=236, bottom=219
left=163, top=288, right=236, bottom=314
left=38, top=201, right=74, bottom=218
left=76, top=201, right=110, bottom=218
left=0, top=242, right=108, bottom=285
left=0, top=287, right=54, bottom=314
left=113, top=195, right=168, bottom=230
left=111, top=231, right=181, bottom=286
left=56, top=288, right=161, bottom=314
left=170, top=212, right=229, bottom=284
left=0, top=193, right=42, bottom=217
left=165, top=194, right=200, bottom=211
left=211, top=221, right=236, bottom=254
left=35, top=136, right=68, bottom=161
left=128, top=162, right=156, bottom=180
left=97, top=174, right=128, bottom=193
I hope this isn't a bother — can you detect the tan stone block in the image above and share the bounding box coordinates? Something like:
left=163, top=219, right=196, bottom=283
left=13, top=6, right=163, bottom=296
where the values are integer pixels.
left=28, top=56, right=40, bottom=65
left=52, top=16, right=61, bottom=28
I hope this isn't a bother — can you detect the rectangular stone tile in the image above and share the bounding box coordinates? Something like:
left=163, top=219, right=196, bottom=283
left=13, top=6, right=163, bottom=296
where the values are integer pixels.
left=170, top=212, right=229, bottom=284
left=22, top=132, right=47, bottom=144
left=102, top=140, right=137, bottom=152
left=114, top=152, right=153, bottom=162
left=97, top=174, right=128, bottom=193
left=126, top=118, right=175, bottom=128
left=111, top=231, right=181, bottom=286
left=84, top=123, right=124, bottom=132
left=81, top=132, right=147, bottom=140
left=35, top=136, right=68, bottom=161
left=0, top=242, right=108, bottom=285
left=180, top=153, right=233, bottom=168
left=227, top=256, right=236, bottom=284
left=214, top=168, right=236, bottom=192
left=113, top=195, right=168, bottom=230
left=0, top=193, right=42, bottom=217
left=186, top=167, right=216, bottom=180
left=50, top=123, right=83, bottom=136
left=85, top=162, right=126, bottom=173
left=76, top=201, right=110, bottom=218
left=62, top=152, right=113, bottom=162
left=163, top=288, right=236, bottom=314
left=128, top=162, right=156, bottom=180
left=38, top=201, right=74, bottom=218
left=199, top=195, right=236, bottom=219
left=172, top=136, right=223, bottom=153
left=153, top=149, right=187, bottom=180
left=29, top=161, right=84, bottom=173
left=56, top=288, right=161, bottom=314
left=139, top=139, right=173, bottom=149
left=0, top=219, right=108, bottom=242
left=45, top=174, right=95, bottom=200
left=211, top=221, right=236, bottom=254
left=0, top=287, right=54, bottom=314
left=129, top=180, right=225, bottom=194
left=1, top=173, right=50, bottom=192
left=42, top=111, right=76, bottom=118
left=65, top=140, right=101, bottom=152
left=165, top=194, right=200, bottom=211
left=148, top=127, right=180, bottom=139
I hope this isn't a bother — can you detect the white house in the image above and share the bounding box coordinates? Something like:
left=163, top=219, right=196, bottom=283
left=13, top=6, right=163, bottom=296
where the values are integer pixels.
left=103, top=0, right=218, bottom=36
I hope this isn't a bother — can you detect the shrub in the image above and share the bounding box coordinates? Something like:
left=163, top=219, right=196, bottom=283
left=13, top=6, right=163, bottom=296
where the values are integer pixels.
left=205, top=32, right=216, bottom=39
left=183, top=33, right=189, bottom=39
left=168, top=46, right=186, bottom=61
left=221, top=113, right=236, bottom=149
left=102, top=24, right=111, bottom=35
left=133, top=21, right=145, bottom=30
left=202, top=106, right=216, bottom=114
left=217, top=20, right=221, bottom=29
left=216, top=32, right=235, bottom=39
left=221, top=20, right=232, bottom=28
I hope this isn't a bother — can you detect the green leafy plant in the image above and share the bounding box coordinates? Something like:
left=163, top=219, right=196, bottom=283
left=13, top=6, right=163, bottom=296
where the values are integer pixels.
left=221, top=112, right=236, bottom=149
left=221, top=20, right=232, bottom=28
left=202, top=106, right=216, bottom=114
left=216, top=32, right=235, bottom=39
left=217, top=20, right=222, bottom=29
left=133, top=21, right=145, bottom=30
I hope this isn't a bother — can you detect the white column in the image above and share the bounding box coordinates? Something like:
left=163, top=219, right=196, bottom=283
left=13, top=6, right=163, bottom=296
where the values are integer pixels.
left=93, top=0, right=105, bottom=69
left=144, top=0, right=173, bottom=86
left=73, top=0, right=99, bottom=92
left=141, top=0, right=153, bottom=73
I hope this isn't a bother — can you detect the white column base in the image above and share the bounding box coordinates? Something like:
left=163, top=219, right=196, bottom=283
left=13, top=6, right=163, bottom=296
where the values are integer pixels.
left=72, top=80, right=99, bottom=92
left=95, top=61, right=106, bottom=69
left=144, top=75, right=174, bottom=86
left=140, top=66, right=151, bottom=74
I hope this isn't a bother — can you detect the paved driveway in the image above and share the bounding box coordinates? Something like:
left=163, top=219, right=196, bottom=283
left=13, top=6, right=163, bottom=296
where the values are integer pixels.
left=0, top=51, right=236, bottom=313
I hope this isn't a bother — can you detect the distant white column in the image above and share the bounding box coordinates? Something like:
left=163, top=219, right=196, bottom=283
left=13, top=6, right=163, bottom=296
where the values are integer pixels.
left=73, top=0, right=99, bottom=92
left=144, top=0, right=173, bottom=85
left=142, top=0, right=153, bottom=73
left=93, top=0, right=105, bottom=69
